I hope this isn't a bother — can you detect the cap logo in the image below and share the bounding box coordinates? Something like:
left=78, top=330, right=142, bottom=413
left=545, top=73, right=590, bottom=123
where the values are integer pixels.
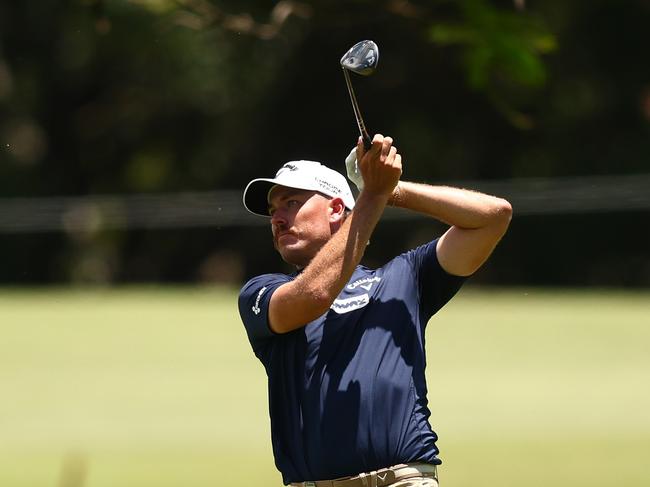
left=276, top=163, right=299, bottom=177
left=315, top=177, right=342, bottom=195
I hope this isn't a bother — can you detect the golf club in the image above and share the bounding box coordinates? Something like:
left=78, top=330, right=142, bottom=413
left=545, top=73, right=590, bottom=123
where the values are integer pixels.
left=340, top=40, right=379, bottom=150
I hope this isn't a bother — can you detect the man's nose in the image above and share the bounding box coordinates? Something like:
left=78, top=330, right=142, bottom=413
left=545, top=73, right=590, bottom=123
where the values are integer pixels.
left=270, top=209, right=287, bottom=226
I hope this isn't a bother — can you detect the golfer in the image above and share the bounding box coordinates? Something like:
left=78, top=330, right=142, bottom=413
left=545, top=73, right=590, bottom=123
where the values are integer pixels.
left=238, top=135, right=512, bottom=486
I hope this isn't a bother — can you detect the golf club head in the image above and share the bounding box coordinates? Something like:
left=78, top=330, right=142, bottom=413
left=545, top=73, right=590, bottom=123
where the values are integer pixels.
left=340, top=40, right=379, bottom=76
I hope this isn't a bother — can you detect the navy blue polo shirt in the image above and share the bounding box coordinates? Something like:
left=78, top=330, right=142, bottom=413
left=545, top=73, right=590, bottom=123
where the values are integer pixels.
left=238, top=239, right=465, bottom=485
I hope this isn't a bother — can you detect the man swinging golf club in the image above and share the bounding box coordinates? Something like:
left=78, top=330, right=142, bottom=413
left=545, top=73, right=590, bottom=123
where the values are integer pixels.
left=238, top=134, right=512, bottom=486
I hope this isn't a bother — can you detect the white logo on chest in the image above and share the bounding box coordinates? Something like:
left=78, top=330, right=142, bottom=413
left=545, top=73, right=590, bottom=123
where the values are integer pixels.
left=347, top=276, right=381, bottom=291
left=330, top=293, right=370, bottom=314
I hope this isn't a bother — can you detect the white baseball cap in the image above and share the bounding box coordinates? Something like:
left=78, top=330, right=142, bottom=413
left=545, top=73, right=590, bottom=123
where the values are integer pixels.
left=243, top=160, right=356, bottom=217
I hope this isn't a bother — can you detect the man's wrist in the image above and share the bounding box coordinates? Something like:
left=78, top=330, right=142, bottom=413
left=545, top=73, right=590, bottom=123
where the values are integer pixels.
left=387, top=182, right=402, bottom=207
left=358, top=188, right=392, bottom=205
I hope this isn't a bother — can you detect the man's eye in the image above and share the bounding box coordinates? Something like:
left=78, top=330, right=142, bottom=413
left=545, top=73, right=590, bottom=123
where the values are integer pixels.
left=287, top=200, right=299, bottom=207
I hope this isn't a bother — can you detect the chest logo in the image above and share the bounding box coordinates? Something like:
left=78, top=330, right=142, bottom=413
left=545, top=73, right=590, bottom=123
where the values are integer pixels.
left=330, top=293, right=370, bottom=314
left=347, top=276, right=381, bottom=291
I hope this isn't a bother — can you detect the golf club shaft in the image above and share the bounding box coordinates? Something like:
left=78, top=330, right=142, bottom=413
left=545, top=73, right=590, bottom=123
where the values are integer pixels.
left=343, top=68, right=372, bottom=150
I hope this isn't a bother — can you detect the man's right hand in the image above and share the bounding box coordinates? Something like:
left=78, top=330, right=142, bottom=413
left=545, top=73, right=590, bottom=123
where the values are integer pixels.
left=356, top=134, right=402, bottom=199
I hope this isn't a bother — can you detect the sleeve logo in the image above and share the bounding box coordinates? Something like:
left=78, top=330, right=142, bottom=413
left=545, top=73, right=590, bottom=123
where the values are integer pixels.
left=252, top=286, right=267, bottom=315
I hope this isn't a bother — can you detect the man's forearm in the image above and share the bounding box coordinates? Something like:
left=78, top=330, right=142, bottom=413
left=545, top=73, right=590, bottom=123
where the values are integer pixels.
left=269, top=191, right=389, bottom=333
left=389, top=181, right=512, bottom=229
left=388, top=180, right=512, bottom=276
left=269, top=134, right=401, bottom=333
left=294, top=191, right=388, bottom=312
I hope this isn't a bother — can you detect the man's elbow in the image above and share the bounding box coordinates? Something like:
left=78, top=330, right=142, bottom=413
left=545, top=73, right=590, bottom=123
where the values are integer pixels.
left=491, top=198, right=513, bottom=234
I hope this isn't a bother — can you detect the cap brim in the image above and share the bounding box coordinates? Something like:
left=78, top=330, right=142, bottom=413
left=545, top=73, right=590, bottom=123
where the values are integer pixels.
left=242, top=178, right=278, bottom=216
left=243, top=173, right=355, bottom=217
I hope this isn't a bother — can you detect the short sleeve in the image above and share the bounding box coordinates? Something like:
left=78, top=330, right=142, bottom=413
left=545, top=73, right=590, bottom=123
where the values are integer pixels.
left=403, top=238, right=467, bottom=321
left=238, top=273, right=292, bottom=358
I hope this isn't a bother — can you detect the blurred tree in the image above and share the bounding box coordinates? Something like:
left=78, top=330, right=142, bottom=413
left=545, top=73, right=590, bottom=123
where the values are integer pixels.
left=0, top=0, right=648, bottom=285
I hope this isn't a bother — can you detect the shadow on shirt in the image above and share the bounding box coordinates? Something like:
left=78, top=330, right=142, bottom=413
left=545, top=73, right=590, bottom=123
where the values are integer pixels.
left=296, top=296, right=431, bottom=479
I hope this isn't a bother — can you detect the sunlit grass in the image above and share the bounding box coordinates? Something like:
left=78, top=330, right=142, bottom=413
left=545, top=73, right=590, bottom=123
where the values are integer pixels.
left=1, top=286, right=648, bottom=486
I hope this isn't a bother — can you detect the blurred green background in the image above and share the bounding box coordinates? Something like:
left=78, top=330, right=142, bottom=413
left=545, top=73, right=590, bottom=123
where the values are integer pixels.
left=1, top=0, right=649, bottom=286
left=1, top=1, right=649, bottom=486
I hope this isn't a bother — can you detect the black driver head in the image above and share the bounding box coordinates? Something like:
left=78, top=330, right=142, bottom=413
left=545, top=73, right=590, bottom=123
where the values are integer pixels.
left=340, top=40, right=379, bottom=76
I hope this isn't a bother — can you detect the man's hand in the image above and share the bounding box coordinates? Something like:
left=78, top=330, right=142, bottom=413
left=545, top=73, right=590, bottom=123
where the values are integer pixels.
left=356, top=134, right=402, bottom=198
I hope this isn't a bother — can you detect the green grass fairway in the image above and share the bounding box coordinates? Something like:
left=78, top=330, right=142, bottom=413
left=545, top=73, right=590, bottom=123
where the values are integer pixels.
left=1, top=286, right=649, bottom=487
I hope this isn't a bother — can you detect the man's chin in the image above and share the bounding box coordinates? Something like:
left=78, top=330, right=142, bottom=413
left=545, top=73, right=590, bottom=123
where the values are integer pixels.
left=274, top=233, right=297, bottom=249
left=278, top=246, right=310, bottom=268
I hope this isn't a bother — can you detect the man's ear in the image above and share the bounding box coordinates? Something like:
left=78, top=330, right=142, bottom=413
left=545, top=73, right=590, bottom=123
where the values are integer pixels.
left=328, top=197, right=346, bottom=223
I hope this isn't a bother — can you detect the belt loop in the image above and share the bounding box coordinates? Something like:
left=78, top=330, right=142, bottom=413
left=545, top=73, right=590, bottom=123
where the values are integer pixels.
left=359, top=472, right=369, bottom=487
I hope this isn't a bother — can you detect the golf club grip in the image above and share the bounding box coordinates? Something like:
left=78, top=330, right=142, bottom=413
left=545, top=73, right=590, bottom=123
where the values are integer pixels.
left=362, top=132, right=372, bottom=151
